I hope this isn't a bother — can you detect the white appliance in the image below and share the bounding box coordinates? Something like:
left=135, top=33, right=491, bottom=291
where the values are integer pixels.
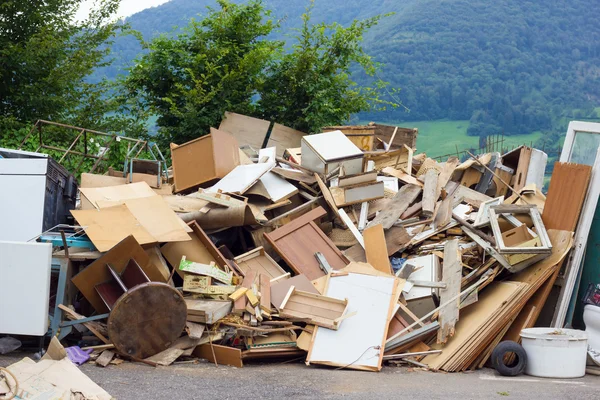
left=0, top=241, right=52, bottom=335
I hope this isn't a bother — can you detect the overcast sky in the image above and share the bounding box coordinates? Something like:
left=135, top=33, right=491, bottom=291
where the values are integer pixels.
left=75, top=0, right=171, bottom=21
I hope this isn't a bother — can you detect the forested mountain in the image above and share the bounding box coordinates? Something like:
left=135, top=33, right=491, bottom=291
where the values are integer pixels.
left=95, top=0, right=600, bottom=138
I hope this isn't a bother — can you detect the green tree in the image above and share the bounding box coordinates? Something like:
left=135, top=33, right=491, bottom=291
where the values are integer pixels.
left=124, top=0, right=280, bottom=146
left=0, top=0, right=132, bottom=131
left=257, top=4, right=398, bottom=133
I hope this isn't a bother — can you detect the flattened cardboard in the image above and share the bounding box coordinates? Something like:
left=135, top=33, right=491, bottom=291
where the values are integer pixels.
left=79, top=181, right=156, bottom=209
left=71, top=205, right=156, bottom=251
left=71, top=235, right=167, bottom=313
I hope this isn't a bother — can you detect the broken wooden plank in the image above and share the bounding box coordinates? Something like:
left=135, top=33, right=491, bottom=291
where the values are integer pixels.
left=338, top=208, right=364, bottom=248
left=437, top=239, right=462, bottom=344
left=367, top=184, right=422, bottom=229
left=422, top=169, right=439, bottom=218
left=95, top=350, right=115, bottom=367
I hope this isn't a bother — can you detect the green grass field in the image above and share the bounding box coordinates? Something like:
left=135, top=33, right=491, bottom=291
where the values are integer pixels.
left=372, top=119, right=543, bottom=158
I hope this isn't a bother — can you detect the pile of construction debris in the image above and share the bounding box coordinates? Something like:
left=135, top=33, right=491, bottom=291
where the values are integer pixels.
left=1, top=112, right=596, bottom=397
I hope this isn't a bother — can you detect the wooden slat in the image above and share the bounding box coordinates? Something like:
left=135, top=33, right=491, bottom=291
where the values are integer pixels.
left=437, top=239, right=461, bottom=344
left=367, top=184, right=422, bottom=229
left=422, top=169, right=439, bottom=218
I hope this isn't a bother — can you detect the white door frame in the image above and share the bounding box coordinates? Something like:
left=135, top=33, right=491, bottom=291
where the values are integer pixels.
left=552, top=121, right=600, bottom=327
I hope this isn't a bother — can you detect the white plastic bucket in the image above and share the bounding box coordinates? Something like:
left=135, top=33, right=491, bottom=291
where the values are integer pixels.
left=520, top=328, right=587, bottom=378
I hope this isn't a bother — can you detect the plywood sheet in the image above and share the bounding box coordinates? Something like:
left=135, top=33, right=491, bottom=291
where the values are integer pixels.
left=542, top=162, right=592, bottom=231
left=364, top=224, right=392, bottom=274
left=307, top=267, right=400, bottom=371
left=219, top=111, right=270, bottom=150
left=71, top=205, right=156, bottom=251
left=267, top=123, right=304, bottom=157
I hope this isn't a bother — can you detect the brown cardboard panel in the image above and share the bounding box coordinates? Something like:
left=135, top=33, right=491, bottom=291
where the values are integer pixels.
left=80, top=173, right=127, bottom=188
left=124, top=195, right=192, bottom=241
left=71, top=205, right=157, bottom=252
left=71, top=235, right=167, bottom=313
left=79, top=181, right=156, bottom=210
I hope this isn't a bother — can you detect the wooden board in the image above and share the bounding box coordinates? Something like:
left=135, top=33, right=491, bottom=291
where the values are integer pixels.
left=542, top=162, right=592, bottom=231
left=161, top=221, right=229, bottom=278
left=185, top=299, right=233, bottom=324
left=344, top=226, right=411, bottom=263
left=234, top=247, right=286, bottom=279
left=208, top=162, right=273, bottom=195
left=367, top=184, right=422, bottom=229
left=267, top=123, right=305, bottom=157
left=381, top=167, right=423, bottom=187
left=246, top=171, right=298, bottom=203
left=279, top=287, right=348, bottom=330
left=71, top=235, right=167, bottom=313
left=364, top=224, right=392, bottom=274
left=422, top=169, right=439, bottom=217
left=219, top=111, right=270, bottom=151
left=264, top=206, right=349, bottom=281
left=307, top=264, right=401, bottom=371
left=437, top=239, right=461, bottom=344
left=108, top=282, right=187, bottom=359
left=80, top=173, right=127, bottom=188
left=193, top=344, right=243, bottom=368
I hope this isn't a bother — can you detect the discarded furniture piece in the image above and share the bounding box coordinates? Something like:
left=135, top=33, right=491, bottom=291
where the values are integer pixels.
left=488, top=205, right=552, bottom=254
left=372, top=123, right=418, bottom=149
left=0, top=147, right=77, bottom=241
left=125, top=158, right=162, bottom=188
left=501, top=146, right=547, bottom=193
left=322, top=125, right=376, bottom=151
left=72, top=235, right=169, bottom=313
left=404, top=255, right=442, bottom=318
left=264, top=206, right=349, bottom=280
left=95, top=259, right=150, bottom=310
left=161, top=221, right=231, bottom=278
left=270, top=274, right=318, bottom=309
left=234, top=246, right=286, bottom=279
left=0, top=241, right=52, bottom=335
left=307, top=263, right=402, bottom=371
left=171, top=127, right=240, bottom=193
left=279, top=286, right=349, bottom=330
left=207, top=161, right=273, bottom=195
left=301, top=130, right=364, bottom=175
left=108, top=282, right=187, bottom=359
left=330, top=177, right=385, bottom=207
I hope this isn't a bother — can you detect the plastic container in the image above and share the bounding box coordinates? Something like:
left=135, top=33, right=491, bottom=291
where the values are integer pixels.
left=520, top=328, right=587, bottom=378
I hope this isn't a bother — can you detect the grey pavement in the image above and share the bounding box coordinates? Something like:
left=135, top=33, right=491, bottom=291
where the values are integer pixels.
left=2, top=354, right=600, bottom=399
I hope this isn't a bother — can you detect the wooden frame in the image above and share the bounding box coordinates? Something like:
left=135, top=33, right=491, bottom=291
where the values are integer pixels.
left=279, top=286, right=349, bottom=330
left=489, top=205, right=552, bottom=254
left=233, top=246, right=286, bottom=279
left=264, top=206, right=349, bottom=280
left=553, top=121, right=600, bottom=327
left=473, top=196, right=504, bottom=227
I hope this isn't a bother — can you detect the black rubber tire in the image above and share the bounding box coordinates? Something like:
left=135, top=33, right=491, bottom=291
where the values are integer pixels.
left=491, top=340, right=527, bottom=376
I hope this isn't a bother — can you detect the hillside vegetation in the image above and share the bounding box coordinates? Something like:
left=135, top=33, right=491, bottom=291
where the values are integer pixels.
left=95, top=0, right=600, bottom=145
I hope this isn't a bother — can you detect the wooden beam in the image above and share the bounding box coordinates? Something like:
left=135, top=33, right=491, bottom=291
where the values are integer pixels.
left=422, top=169, right=439, bottom=218
left=437, top=239, right=462, bottom=344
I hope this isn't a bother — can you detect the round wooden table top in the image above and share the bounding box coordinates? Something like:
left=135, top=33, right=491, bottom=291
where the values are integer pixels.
left=108, top=282, right=187, bottom=359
